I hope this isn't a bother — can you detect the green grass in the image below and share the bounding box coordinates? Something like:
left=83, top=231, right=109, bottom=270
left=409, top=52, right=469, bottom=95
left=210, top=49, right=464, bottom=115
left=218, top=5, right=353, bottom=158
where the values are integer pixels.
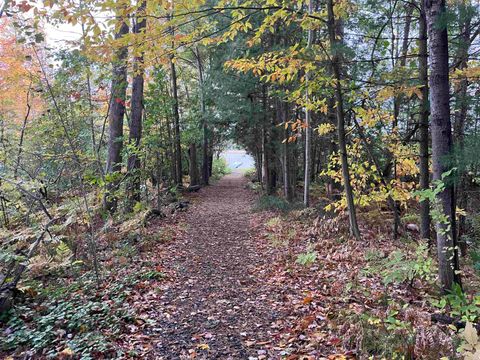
left=254, top=195, right=301, bottom=213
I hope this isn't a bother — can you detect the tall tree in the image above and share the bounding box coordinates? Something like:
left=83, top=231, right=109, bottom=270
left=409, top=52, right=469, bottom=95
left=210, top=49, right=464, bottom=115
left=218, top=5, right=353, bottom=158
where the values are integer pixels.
left=418, top=0, right=431, bottom=241
left=453, top=1, right=474, bottom=254
left=168, top=15, right=183, bottom=188
left=279, top=100, right=293, bottom=202
left=303, top=0, right=313, bottom=207
left=127, top=0, right=147, bottom=207
left=188, top=143, right=200, bottom=186
left=327, top=0, right=361, bottom=239
left=105, top=16, right=129, bottom=213
left=194, top=47, right=210, bottom=186
left=425, top=0, right=460, bottom=291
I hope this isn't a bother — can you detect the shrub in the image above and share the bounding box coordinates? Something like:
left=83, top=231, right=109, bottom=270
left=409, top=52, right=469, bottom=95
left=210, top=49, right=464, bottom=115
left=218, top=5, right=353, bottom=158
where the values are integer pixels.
left=431, top=283, right=480, bottom=322
left=211, top=158, right=231, bottom=180
left=254, top=195, right=296, bottom=213
left=243, top=168, right=257, bottom=180
left=364, top=242, right=436, bottom=286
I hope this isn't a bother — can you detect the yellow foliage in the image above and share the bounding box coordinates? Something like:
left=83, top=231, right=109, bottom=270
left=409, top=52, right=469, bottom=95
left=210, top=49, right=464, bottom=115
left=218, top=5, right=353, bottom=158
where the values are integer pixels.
left=317, top=123, right=335, bottom=136
left=322, top=134, right=418, bottom=212
left=377, top=85, right=423, bottom=101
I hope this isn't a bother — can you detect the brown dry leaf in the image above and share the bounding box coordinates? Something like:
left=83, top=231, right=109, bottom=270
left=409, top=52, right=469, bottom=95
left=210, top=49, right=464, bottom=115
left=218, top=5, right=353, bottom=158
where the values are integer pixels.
left=302, top=293, right=313, bottom=305
left=328, top=355, right=347, bottom=360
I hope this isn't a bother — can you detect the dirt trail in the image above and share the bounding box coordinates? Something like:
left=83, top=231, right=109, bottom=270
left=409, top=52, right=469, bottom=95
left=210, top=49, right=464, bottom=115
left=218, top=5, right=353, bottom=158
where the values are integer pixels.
left=152, top=173, right=281, bottom=359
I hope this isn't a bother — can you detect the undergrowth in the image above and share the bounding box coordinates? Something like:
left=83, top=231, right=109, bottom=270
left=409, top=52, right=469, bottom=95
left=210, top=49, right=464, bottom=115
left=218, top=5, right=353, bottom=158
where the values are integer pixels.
left=211, top=158, right=231, bottom=180
left=363, top=241, right=437, bottom=286
left=0, top=268, right=164, bottom=359
left=0, top=213, right=174, bottom=359
left=254, top=195, right=301, bottom=213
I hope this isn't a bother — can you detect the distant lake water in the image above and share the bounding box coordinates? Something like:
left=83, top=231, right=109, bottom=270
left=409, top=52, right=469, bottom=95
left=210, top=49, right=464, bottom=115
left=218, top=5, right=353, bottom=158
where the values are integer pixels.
left=221, top=150, right=255, bottom=172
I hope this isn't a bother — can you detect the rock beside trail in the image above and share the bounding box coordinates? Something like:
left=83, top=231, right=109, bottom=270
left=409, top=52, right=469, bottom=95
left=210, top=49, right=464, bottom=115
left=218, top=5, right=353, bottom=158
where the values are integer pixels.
left=186, top=185, right=201, bottom=192
left=168, top=200, right=190, bottom=214
left=142, top=208, right=166, bottom=226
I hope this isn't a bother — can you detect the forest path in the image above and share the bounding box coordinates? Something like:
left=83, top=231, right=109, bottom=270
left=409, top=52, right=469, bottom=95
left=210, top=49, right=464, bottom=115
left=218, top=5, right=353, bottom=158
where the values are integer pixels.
left=152, top=173, right=281, bottom=359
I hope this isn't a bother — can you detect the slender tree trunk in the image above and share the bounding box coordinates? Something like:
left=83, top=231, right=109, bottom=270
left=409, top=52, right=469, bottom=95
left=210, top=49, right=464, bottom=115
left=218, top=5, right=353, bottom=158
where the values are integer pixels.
left=454, top=6, right=471, bottom=255
left=169, top=57, right=182, bottom=187
left=79, top=0, right=103, bottom=179
left=255, top=147, right=262, bottom=183
left=326, top=98, right=338, bottom=199
left=425, top=0, right=461, bottom=292
left=168, top=12, right=183, bottom=188
left=311, top=134, right=317, bottom=183
left=164, top=114, right=175, bottom=183
left=159, top=84, right=176, bottom=185
left=393, top=3, right=413, bottom=122
left=105, top=18, right=129, bottom=213
left=208, top=152, right=213, bottom=178
left=419, top=1, right=431, bottom=241
left=127, top=0, right=147, bottom=207
left=188, top=143, right=200, bottom=186
left=194, top=47, right=209, bottom=186
left=262, top=127, right=270, bottom=192
left=202, top=123, right=209, bottom=185
left=303, top=0, right=313, bottom=206
left=14, top=82, right=32, bottom=179
left=156, top=152, right=163, bottom=209
left=391, top=3, right=413, bottom=238
left=327, top=0, right=361, bottom=239
left=262, top=86, right=272, bottom=193
left=280, top=101, right=293, bottom=202
left=269, top=104, right=278, bottom=194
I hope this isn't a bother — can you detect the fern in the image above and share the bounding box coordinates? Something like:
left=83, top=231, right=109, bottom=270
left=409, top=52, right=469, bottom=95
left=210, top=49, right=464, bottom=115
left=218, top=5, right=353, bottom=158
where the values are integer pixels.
left=55, top=241, right=72, bottom=261
left=296, top=251, right=317, bottom=267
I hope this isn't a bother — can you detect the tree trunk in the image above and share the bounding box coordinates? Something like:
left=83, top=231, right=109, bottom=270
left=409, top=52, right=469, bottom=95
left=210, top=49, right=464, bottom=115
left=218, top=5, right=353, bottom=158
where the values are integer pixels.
left=262, top=86, right=272, bottom=194
left=188, top=143, right=200, bottom=186
left=419, top=1, right=431, bottom=241
left=280, top=100, right=293, bottom=202
left=168, top=12, right=183, bottom=188
left=127, top=0, right=146, bottom=208
left=165, top=114, right=176, bottom=184
left=105, top=18, right=129, bottom=213
left=262, top=125, right=270, bottom=192
left=255, top=147, right=263, bottom=183
left=425, top=0, right=461, bottom=292
left=327, top=0, right=361, bottom=239
left=391, top=3, right=413, bottom=239
left=208, top=152, right=213, bottom=178
left=303, top=0, right=314, bottom=207
left=453, top=4, right=471, bottom=256
left=169, top=57, right=182, bottom=187
left=326, top=97, right=339, bottom=199
left=194, top=47, right=209, bottom=186
left=393, top=3, right=413, bottom=122
left=14, top=82, right=32, bottom=179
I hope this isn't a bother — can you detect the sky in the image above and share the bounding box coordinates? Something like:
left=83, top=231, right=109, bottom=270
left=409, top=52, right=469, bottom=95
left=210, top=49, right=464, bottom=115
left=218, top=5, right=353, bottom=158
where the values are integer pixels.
left=4, top=0, right=99, bottom=49
left=44, top=22, right=82, bottom=47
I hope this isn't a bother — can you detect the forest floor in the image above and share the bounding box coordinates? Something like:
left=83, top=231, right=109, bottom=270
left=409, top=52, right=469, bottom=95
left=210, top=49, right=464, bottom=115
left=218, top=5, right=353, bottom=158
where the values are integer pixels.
left=3, top=172, right=467, bottom=359
left=145, top=173, right=288, bottom=359
left=118, top=172, right=459, bottom=360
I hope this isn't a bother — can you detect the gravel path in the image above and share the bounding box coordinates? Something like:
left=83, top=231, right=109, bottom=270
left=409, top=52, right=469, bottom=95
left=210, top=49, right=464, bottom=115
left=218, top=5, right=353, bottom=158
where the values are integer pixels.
left=152, top=173, right=281, bottom=359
